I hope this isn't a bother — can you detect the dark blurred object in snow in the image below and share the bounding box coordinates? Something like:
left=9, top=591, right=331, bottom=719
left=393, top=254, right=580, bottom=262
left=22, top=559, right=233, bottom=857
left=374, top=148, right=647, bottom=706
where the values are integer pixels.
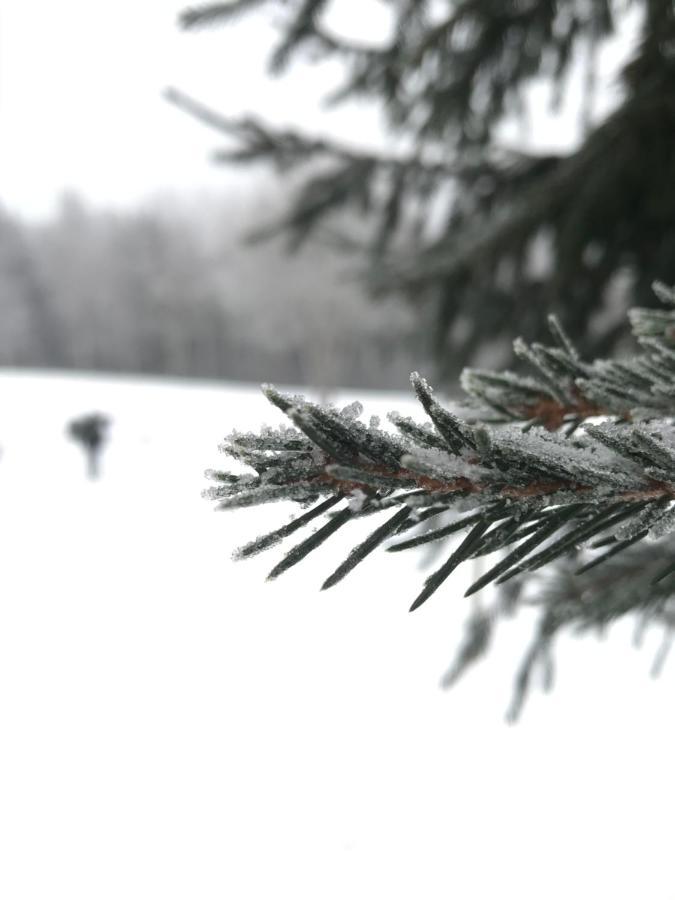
left=67, top=412, right=110, bottom=479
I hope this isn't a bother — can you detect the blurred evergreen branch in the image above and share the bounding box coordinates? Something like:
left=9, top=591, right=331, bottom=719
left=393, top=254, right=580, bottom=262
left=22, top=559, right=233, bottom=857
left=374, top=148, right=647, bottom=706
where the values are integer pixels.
left=177, top=0, right=675, bottom=377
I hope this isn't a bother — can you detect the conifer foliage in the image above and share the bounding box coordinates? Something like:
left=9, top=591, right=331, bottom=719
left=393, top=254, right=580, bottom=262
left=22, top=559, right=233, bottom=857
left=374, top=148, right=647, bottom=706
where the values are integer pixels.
left=175, top=0, right=675, bottom=376
left=206, top=284, right=675, bottom=716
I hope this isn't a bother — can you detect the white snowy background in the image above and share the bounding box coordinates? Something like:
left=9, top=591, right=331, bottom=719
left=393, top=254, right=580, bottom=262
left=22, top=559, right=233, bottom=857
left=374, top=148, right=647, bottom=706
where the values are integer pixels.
left=1, top=371, right=674, bottom=899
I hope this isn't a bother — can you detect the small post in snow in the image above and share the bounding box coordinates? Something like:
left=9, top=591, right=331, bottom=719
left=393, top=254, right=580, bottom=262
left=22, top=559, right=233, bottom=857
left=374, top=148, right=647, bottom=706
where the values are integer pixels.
left=67, top=412, right=110, bottom=480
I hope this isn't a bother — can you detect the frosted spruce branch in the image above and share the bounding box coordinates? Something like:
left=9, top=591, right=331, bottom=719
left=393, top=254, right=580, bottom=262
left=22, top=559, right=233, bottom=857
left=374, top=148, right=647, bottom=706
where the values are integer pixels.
left=208, top=387, right=675, bottom=605
left=206, top=283, right=675, bottom=714
left=462, top=282, right=675, bottom=428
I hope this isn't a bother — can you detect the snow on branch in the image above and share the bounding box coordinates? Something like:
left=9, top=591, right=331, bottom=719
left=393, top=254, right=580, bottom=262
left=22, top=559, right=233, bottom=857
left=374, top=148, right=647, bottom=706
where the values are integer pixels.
left=206, top=283, right=675, bottom=716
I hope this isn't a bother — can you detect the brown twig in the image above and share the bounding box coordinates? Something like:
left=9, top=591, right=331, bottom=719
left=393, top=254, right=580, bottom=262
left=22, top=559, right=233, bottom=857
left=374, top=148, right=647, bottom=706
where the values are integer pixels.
left=307, top=463, right=675, bottom=505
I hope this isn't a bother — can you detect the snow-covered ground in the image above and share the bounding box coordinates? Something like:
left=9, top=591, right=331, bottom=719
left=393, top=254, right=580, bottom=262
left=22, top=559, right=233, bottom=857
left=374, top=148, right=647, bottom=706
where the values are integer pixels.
left=0, top=370, right=674, bottom=900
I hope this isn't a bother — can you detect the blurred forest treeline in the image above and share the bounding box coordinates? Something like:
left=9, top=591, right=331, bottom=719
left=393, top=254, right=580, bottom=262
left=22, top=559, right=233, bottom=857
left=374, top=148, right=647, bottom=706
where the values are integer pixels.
left=0, top=188, right=428, bottom=390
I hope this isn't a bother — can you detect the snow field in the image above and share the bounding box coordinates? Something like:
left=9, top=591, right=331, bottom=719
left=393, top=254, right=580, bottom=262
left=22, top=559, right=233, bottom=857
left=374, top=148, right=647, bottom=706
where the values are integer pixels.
left=0, top=371, right=673, bottom=899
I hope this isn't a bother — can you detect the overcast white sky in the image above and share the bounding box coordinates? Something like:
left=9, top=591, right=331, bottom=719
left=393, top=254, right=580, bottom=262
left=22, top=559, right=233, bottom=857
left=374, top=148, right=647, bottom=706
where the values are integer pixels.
left=0, top=0, right=639, bottom=220
left=0, top=0, right=391, bottom=219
